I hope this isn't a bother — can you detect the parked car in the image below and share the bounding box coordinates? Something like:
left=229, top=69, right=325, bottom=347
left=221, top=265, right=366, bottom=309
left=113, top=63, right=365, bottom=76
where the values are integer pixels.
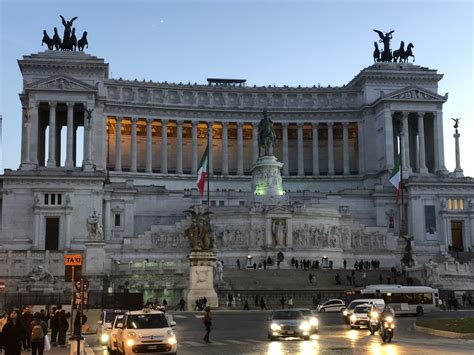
left=317, top=299, right=346, bottom=312
left=267, top=309, right=311, bottom=341
left=342, top=298, right=385, bottom=324
left=97, top=309, right=126, bottom=344
left=116, top=308, right=177, bottom=355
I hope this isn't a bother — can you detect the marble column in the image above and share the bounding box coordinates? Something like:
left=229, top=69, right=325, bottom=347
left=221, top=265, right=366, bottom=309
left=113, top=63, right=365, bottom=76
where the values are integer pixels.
left=192, top=121, right=198, bottom=173
left=130, top=117, right=138, bottom=172
left=176, top=120, right=183, bottom=174
left=65, top=212, right=71, bottom=249
left=161, top=119, right=168, bottom=173
left=342, top=122, right=350, bottom=175
left=401, top=111, right=411, bottom=173
left=297, top=122, right=304, bottom=176
left=114, top=117, right=123, bottom=172
left=222, top=122, right=229, bottom=175
left=146, top=118, right=153, bottom=173
left=433, top=111, right=447, bottom=173
left=282, top=123, right=289, bottom=176
left=21, top=106, right=34, bottom=168
left=357, top=120, right=365, bottom=174
left=384, top=107, right=394, bottom=170
left=47, top=102, right=57, bottom=167
left=65, top=102, right=75, bottom=168
left=104, top=197, right=111, bottom=241
left=327, top=122, right=335, bottom=175
left=453, top=122, right=464, bottom=177
left=208, top=122, right=214, bottom=174
left=312, top=123, right=319, bottom=176
left=82, top=104, right=93, bottom=170
left=417, top=112, right=428, bottom=174
left=252, top=122, right=259, bottom=163
left=237, top=122, right=244, bottom=175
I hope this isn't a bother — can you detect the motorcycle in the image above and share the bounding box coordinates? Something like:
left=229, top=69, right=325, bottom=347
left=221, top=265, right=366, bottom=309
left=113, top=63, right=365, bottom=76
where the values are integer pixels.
left=380, top=316, right=395, bottom=343
left=368, top=311, right=380, bottom=335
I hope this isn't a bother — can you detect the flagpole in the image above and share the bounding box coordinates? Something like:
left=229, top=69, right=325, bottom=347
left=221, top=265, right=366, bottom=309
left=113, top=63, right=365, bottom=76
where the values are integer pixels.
left=206, top=130, right=210, bottom=209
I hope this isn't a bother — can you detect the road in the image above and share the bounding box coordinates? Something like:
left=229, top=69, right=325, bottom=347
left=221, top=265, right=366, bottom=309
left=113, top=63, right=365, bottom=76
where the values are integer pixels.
left=86, top=310, right=474, bottom=354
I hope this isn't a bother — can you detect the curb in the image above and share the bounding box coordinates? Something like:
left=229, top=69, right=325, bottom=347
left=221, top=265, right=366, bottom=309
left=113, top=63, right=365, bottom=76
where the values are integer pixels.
left=414, top=323, right=474, bottom=339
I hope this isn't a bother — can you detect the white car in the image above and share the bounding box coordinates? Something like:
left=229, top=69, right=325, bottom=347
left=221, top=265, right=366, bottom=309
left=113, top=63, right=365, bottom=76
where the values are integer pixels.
left=116, top=309, right=177, bottom=355
left=342, top=298, right=385, bottom=324
left=349, top=304, right=372, bottom=329
left=317, top=299, right=346, bottom=312
left=97, top=309, right=126, bottom=344
left=107, top=315, right=123, bottom=355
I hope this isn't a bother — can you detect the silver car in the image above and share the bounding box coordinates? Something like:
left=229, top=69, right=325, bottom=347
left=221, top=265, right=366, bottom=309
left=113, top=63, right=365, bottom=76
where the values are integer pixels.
left=293, top=308, right=319, bottom=334
left=268, top=310, right=311, bottom=341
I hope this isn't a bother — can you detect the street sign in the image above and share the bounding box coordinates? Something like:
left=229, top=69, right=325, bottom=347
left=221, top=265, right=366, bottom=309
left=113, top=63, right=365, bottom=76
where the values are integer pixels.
left=64, top=254, right=82, bottom=266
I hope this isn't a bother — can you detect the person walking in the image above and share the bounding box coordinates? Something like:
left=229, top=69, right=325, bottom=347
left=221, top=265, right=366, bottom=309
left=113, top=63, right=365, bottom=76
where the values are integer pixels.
left=2, top=309, right=28, bottom=355
left=260, top=297, right=267, bottom=310
left=343, top=259, right=347, bottom=269
left=279, top=297, right=286, bottom=309
left=243, top=300, right=250, bottom=310
left=178, top=298, right=186, bottom=311
left=21, top=306, right=33, bottom=351
left=202, top=307, right=212, bottom=343
left=57, top=310, right=68, bottom=347
left=49, top=307, right=58, bottom=346
left=309, top=273, right=313, bottom=284
left=288, top=297, right=293, bottom=309
left=30, top=312, right=48, bottom=355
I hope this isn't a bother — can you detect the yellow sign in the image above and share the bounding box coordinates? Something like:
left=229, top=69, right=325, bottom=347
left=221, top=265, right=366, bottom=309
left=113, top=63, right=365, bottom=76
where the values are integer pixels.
left=65, top=254, right=82, bottom=266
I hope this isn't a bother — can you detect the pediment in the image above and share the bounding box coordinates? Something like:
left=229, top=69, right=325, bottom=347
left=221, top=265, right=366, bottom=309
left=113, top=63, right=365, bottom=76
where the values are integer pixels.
left=383, top=86, right=447, bottom=102
left=265, top=205, right=293, bottom=214
left=26, top=74, right=96, bottom=92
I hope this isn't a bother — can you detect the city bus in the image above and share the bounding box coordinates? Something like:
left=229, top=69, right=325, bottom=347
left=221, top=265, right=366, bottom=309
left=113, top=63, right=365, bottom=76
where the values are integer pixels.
left=360, top=285, right=439, bottom=316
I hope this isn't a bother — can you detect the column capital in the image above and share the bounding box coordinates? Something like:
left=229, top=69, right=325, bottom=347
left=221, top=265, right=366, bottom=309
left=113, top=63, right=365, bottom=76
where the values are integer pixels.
left=146, top=117, right=154, bottom=124
left=236, top=121, right=244, bottom=128
left=66, top=102, right=75, bottom=108
left=417, top=111, right=425, bottom=118
left=402, top=111, right=410, bottom=119
left=116, top=116, right=124, bottom=122
left=207, top=121, right=214, bottom=128
left=342, top=121, right=350, bottom=128
left=176, top=119, right=184, bottom=125
left=327, top=121, right=334, bottom=127
left=251, top=121, right=258, bottom=128
left=281, top=122, right=289, bottom=128
left=48, top=101, right=57, bottom=108
left=130, top=116, right=139, bottom=123
left=312, top=122, right=319, bottom=128
left=191, top=120, right=198, bottom=126
left=161, top=119, right=169, bottom=125
left=297, top=122, right=304, bottom=128
left=222, top=121, right=229, bottom=127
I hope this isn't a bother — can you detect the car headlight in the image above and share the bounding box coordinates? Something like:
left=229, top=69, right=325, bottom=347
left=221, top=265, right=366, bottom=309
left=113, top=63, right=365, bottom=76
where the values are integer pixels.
left=127, top=332, right=138, bottom=338
left=390, top=323, right=395, bottom=329
left=126, top=339, right=135, bottom=347
left=350, top=315, right=357, bottom=322
left=167, top=336, right=177, bottom=345
left=385, top=316, right=393, bottom=322
left=270, top=323, right=281, bottom=331
left=370, top=312, right=379, bottom=318
left=342, top=310, right=348, bottom=316
left=310, top=317, right=319, bottom=327
left=100, top=333, right=109, bottom=343
left=299, top=321, right=310, bottom=331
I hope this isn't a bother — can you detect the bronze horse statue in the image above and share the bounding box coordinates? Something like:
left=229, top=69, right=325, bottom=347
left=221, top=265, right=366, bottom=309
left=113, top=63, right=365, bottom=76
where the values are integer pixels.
left=393, top=41, right=415, bottom=63
left=393, top=41, right=405, bottom=62
left=373, top=42, right=381, bottom=62
left=258, top=109, right=276, bottom=156
left=401, top=43, right=415, bottom=63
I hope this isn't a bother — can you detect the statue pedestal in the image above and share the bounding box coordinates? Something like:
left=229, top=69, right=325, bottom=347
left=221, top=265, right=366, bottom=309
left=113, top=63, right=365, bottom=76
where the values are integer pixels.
left=251, top=155, right=287, bottom=204
left=187, top=251, right=219, bottom=310
left=84, top=241, right=106, bottom=275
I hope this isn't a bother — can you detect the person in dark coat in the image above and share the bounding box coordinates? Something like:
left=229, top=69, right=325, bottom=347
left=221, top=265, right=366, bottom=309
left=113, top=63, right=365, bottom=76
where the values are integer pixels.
left=57, top=310, right=69, bottom=347
left=30, top=312, right=48, bottom=355
left=202, top=306, right=212, bottom=343
left=2, top=309, right=28, bottom=355
left=21, top=306, right=34, bottom=351
left=49, top=307, right=58, bottom=345
left=73, top=311, right=87, bottom=338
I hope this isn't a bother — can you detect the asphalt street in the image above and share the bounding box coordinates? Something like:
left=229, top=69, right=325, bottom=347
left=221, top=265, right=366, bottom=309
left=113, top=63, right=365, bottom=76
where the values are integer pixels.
left=86, top=310, right=474, bottom=355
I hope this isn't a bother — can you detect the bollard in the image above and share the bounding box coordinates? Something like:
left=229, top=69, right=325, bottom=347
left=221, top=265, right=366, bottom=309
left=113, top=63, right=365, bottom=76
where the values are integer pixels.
left=69, top=336, right=85, bottom=355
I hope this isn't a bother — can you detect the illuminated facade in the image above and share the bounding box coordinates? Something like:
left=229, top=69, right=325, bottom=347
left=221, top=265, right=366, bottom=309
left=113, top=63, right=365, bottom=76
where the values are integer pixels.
left=1, top=50, right=473, bottom=298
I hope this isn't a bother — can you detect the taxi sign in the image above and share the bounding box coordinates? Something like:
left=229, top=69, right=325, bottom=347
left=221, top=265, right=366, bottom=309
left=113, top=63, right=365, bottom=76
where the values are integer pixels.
left=65, top=254, right=82, bottom=266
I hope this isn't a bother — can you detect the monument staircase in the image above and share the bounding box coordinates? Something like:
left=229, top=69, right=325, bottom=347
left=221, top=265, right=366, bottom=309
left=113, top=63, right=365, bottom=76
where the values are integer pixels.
left=218, top=268, right=421, bottom=309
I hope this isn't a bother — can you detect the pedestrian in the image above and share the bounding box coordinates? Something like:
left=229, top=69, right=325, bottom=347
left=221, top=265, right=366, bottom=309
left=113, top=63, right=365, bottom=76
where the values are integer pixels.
left=343, top=259, right=347, bottom=269
left=2, top=309, right=28, bottom=355
left=21, top=306, right=33, bottom=351
left=236, top=259, right=240, bottom=269
left=202, top=306, right=212, bottom=343
left=163, top=299, right=168, bottom=309
left=179, top=298, right=186, bottom=311
left=288, top=297, right=293, bottom=309
left=30, top=312, right=48, bottom=355
left=462, top=293, right=467, bottom=307
left=49, top=306, right=58, bottom=346
left=280, top=297, right=286, bottom=309
left=309, top=273, right=313, bottom=284
left=73, top=310, right=87, bottom=338
left=260, top=297, right=267, bottom=310
left=243, top=300, right=250, bottom=310
left=57, top=310, right=68, bottom=347
left=379, top=274, right=383, bottom=284
left=255, top=295, right=259, bottom=307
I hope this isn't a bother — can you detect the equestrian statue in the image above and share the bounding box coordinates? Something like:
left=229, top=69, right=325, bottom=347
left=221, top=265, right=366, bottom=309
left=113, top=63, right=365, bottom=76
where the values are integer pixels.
left=41, top=16, right=88, bottom=52
left=258, top=109, right=276, bottom=156
left=372, top=29, right=415, bottom=63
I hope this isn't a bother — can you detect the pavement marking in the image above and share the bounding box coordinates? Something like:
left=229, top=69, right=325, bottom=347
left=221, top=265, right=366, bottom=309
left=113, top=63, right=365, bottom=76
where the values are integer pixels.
left=244, top=338, right=266, bottom=343
left=173, top=315, right=187, bottom=318
left=182, top=340, right=207, bottom=347
left=223, top=339, right=249, bottom=345
left=195, top=315, right=204, bottom=318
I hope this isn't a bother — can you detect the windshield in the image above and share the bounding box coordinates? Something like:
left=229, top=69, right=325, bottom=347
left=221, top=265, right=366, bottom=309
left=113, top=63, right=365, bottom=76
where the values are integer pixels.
left=348, top=302, right=365, bottom=310
left=354, top=306, right=371, bottom=313
left=299, top=310, right=312, bottom=317
left=127, top=314, right=169, bottom=329
left=105, top=312, right=123, bottom=323
left=272, top=311, right=303, bottom=320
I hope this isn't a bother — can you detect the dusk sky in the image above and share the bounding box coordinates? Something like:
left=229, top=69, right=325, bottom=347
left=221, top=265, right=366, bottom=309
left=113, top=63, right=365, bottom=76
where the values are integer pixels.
left=1, top=0, right=472, bottom=176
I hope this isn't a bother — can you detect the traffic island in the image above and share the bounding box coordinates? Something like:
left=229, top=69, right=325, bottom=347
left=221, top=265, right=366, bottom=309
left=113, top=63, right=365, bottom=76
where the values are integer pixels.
left=415, top=318, right=474, bottom=339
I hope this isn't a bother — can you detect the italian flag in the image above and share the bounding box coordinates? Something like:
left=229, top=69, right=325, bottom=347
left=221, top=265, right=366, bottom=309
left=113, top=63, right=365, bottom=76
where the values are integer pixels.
left=196, top=144, right=209, bottom=197
left=389, top=154, right=401, bottom=202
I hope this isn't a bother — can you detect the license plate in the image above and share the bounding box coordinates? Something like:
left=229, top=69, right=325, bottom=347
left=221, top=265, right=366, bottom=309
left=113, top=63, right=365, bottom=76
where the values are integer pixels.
left=287, top=331, right=294, bottom=334
left=148, top=345, right=158, bottom=350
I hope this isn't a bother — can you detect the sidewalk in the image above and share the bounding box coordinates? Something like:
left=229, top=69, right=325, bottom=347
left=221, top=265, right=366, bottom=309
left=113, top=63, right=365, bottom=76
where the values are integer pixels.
left=18, top=342, right=94, bottom=354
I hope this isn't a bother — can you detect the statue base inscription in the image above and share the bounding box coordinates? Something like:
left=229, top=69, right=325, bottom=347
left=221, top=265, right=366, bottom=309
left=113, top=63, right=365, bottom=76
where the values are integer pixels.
left=251, top=155, right=287, bottom=204
left=187, top=251, right=219, bottom=310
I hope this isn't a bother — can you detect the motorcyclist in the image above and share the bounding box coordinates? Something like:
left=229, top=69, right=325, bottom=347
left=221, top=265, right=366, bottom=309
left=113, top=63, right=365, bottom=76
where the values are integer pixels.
left=381, top=304, right=395, bottom=320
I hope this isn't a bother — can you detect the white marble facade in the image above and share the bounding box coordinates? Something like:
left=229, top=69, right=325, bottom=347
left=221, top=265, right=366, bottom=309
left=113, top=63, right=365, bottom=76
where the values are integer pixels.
left=1, top=50, right=474, bottom=296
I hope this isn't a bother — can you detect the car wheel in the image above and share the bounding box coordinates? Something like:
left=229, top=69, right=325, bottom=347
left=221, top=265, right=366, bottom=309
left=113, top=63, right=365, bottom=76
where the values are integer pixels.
left=320, top=308, right=325, bottom=313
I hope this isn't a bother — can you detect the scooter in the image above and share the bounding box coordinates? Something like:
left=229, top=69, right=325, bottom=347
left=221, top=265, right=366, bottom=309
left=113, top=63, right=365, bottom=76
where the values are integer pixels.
left=380, top=316, right=395, bottom=343
left=368, top=311, right=380, bottom=335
